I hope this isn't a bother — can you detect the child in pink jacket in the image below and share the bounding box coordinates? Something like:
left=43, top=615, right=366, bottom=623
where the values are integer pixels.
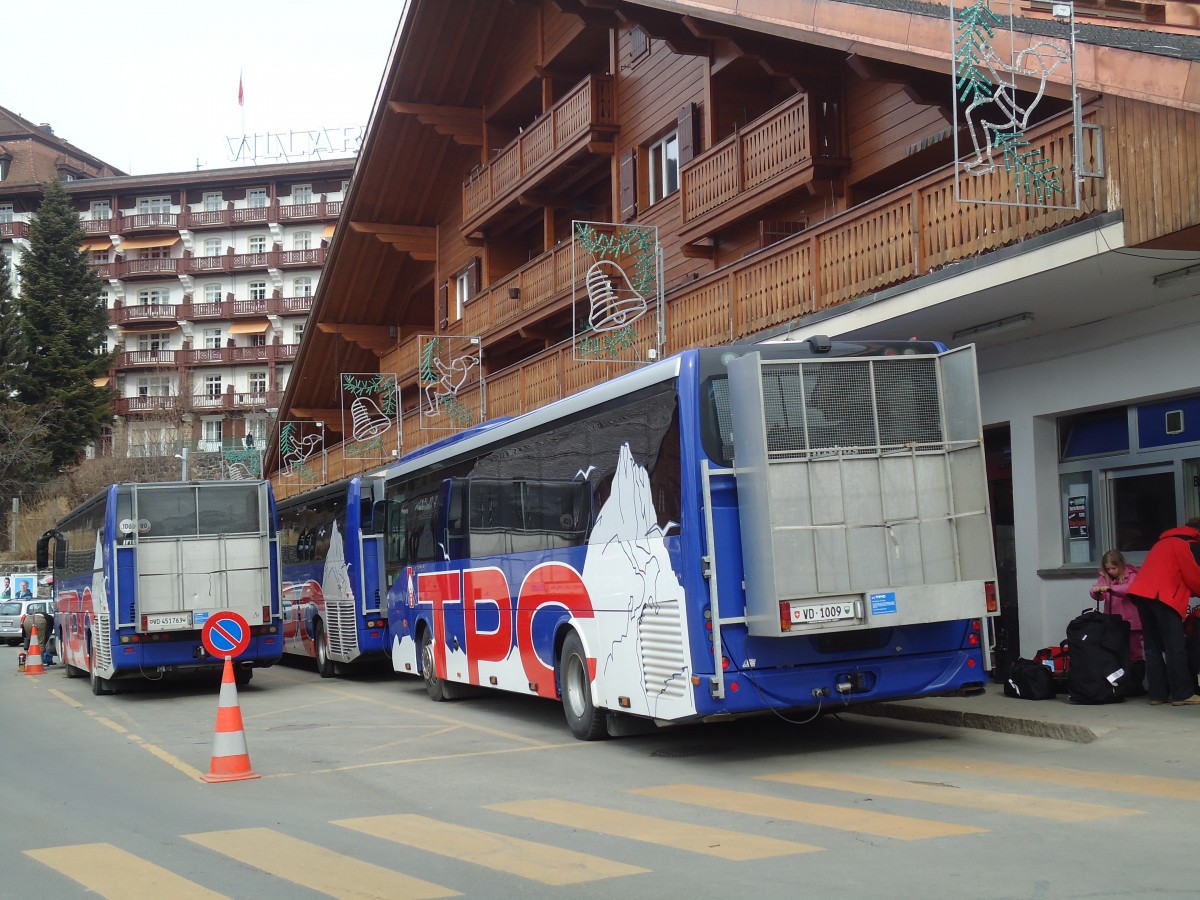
left=1090, top=548, right=1142, bottom=662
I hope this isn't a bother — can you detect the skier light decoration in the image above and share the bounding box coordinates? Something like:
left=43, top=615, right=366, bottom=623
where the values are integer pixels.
left=278, top=420, right=326, bottom=486
left=418, top=335, right=483, bottom=432
left=951, top=0, right=1082, bottom=209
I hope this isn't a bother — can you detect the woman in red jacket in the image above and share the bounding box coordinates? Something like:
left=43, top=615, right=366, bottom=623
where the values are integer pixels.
left=1128, top=518, right=1200, bottom=706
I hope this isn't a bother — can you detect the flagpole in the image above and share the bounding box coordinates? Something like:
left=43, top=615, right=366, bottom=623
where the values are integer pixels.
left=238, top=69, right=246, bottom=160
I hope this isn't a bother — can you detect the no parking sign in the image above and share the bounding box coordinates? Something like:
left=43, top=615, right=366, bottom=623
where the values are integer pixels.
left=201, top=611, right=251, bottom=659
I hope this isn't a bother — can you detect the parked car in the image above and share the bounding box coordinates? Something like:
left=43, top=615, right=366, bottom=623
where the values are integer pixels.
left=0, top=599, right=55, bottom=646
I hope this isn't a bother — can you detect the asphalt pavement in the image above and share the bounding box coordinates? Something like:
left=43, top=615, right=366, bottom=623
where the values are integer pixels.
left=851, top=680, right=1200, bottom=743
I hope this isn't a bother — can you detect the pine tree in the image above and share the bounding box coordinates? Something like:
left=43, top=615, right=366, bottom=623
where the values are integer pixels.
left=16, top=179, right=114, bottom=472
left=0, top=253, right=26, bottom=402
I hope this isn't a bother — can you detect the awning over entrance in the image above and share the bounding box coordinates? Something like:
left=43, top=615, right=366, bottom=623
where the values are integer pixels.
left=118, top=236, right=181, bottom=252
left=226, top=318, right=271, bottom=335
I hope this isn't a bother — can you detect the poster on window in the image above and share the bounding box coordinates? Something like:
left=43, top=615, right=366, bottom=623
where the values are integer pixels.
left=1067, top=495, right=1089, bottom=539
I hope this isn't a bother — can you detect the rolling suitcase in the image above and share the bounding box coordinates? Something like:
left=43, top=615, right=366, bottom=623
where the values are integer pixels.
left=1065, top=608, right=1131, bottom=704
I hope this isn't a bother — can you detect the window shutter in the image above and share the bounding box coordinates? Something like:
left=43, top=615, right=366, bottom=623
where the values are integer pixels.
left=437, top=282, right=449, bottom=330
left=619, top=149, right=637, bottom=223
left=678, top=103, right=699, bottom=165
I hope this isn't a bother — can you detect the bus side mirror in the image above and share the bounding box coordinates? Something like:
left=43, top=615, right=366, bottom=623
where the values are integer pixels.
left=36, top=531, right=52, bottom=570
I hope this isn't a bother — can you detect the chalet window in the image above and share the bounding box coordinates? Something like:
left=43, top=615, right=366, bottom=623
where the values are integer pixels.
left=203, top=237, right=222, bottom=257
left=248, top=371, right=267, bottom=393
left=619, top=150, right=637, bottom=223
left=249, top=281, right=268, bottom=301
left=292, top=323, right=305, bottom=343
left=204, top=283, right=223, bottom=303
left=648, top=130, right=680, bottom=204
left=628, top=25, right=649, bottom=63
left=202, top=192, right=223, bottom=211
left=90, top=200, right=111, bottom=220
left=247, top=189, right=269, bottom=208
left=0, top=204, right=13, bottom=222
left=451, top=257, right=480, bottom=324
left=293, top=231, right=312, bottom=251
left=293, top=276, right=313, bottom=297
left=247, top=234, right=268, bottom=254
left=250, top=332, right=267, bottom=347
left=203, top=328, right=223, bottom=349
left=91, top=250, right=109, bottom=265
left=292, top=185, right=313, bottom=204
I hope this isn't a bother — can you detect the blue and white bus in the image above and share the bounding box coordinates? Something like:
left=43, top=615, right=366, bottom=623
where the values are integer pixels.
left=37, top=480, right=283, bottom=694
left=276, top=475, right=389, bottom=676
left=386, top=339, right=998, bottom=738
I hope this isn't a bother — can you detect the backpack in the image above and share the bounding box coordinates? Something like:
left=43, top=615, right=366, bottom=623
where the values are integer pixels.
left=1003, top=658, right=1057, bottom=700
left=1065, top=609, right=1131, bottom=704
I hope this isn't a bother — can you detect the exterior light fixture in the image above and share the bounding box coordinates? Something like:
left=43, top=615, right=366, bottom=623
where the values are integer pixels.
left=951, top=313, right=1034, bottom=341
left=1152, top=264, right=1200, bottom=288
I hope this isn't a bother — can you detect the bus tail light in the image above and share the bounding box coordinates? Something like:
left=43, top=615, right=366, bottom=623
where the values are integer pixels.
left=779, top=601, right=792, bottom=632
left=984, top=582, right=999, bottom=613
left=965, top=618, right=982, bottom=648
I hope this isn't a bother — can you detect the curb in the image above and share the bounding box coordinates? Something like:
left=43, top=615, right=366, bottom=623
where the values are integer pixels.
left=846, top=701, right=1100, bottom=744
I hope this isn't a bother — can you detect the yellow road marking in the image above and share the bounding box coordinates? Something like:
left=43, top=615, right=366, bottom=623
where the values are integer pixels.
left=25, top=843, right=228, bottom=900
left=896, top=757, right=1200, bottom=802
left=185, top=827, right=458, bottom=900
left=488, top=798, right=822, bottom=859
left=140, top=740, right=207, bottom=782
left=48, top=688, right=83, bottom=708
left=631, top=784, right=986, bottom=840
left=94, top=716, right=129, bottom=734
left=335, top=813, right=648, bottom=885
left=761, top=771, right=1143, bottom=822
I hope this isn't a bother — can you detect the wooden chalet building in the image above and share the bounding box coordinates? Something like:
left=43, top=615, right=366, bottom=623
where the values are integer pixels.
left=274, top=0, right=1200, bottom=666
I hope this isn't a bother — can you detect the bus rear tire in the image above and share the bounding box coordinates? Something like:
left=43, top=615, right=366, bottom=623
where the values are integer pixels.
left=560, top=631, right=606, bottom=741
left=314, top=621, right=335, bottom=678
left=420, top=628, right=450, bottom=701
left=234, top=666, right=253, bottom=686
left=62, top=631, right=81, bottom=679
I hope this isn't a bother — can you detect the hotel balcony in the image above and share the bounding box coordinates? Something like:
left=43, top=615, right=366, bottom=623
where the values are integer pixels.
left=112, top=395, right=179, bottom=416
left=0, top=220, right=29, bottom=240
left=182, top=200, right=342, bottom=230
left=461, top=74, right=618, bottom=237
left=116, top=349, right=177, bottom=368
left=678, top=92, right=848, bottom=249
left=110, top=303, right=179, bottom=327
left=178, top=294, right=313, bottom=321
left=80, top=217, right=114, bottom=236
left=118, top=257, right=180, bottom=279
left=119, top=212, right=179, bottom=233
left=180, top=343, right=299, bottom=367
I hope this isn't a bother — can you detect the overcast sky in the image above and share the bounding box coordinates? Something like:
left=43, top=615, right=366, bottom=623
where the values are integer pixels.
left=3, top=1, right=402, bottom=176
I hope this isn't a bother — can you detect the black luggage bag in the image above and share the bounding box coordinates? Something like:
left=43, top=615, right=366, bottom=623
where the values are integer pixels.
left=1003, top=658, right=1057, bottom=700
left=1065, top=609, right=1132, bottom=704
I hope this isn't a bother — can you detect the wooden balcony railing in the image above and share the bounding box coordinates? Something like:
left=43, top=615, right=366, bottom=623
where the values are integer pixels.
left=119, top=257, right=179, bottom=278
left=79, top=218, right=111, bottom=235
left=0, top=220, right=30, bottom=239
left=116, top=349, right=177, bottom=368
left=112, top=390, right=283, bottom=418
left=112, top=395, right=178, bottom=415
left=183, top=200, right=342, bottom=229
left=120, top=213, right=178, bottom=232
left=678, top=92, right=843, bottom=243
left=463, top=74, right=617, bottom=228
left=110, top=303, right=178, bottom=326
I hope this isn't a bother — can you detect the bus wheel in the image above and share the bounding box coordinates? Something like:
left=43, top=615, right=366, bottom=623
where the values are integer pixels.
left=314, top=621, right=335, bottom=678
left=234, top=666, right=253, bottom=686
left=88, top=639, right=112, bottom=696
left=560, top=631, right=606, bottom=741
left=61, top=631, right=80, bottom=679
left=420, top=628, right=449, bottom=702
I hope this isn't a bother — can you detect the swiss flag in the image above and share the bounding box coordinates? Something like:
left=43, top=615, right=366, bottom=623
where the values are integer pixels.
left=238, top=73, right=244, bottom=107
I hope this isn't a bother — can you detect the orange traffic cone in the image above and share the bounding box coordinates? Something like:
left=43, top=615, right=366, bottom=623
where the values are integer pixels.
left=202, top=657, right=260, bottom=783
left=25, top=625, right=45, bottom=676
